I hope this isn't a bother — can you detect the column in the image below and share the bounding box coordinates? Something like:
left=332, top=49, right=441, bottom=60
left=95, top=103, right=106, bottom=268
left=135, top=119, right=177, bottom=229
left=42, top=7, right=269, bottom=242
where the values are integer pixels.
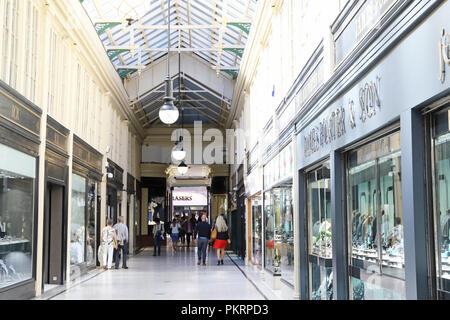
left=292, top=133, right=300, bottom=299
left=34, top=3, right=51, bottom=296
left=298, top=170, right=309, bottom=300
left=400, top=109, right=430, bottom=300
left=330, top=150, right=348, bottom=300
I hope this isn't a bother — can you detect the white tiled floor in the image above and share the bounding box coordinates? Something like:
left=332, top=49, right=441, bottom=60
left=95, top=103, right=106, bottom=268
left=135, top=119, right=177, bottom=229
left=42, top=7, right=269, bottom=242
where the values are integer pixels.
left=48, top=246, right=267, bottom=300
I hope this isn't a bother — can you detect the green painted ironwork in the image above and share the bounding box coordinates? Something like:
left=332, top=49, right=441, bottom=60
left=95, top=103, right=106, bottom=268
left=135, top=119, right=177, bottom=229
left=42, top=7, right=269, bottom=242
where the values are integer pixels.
left=224, top=47, right=244, bottom=58
left=118, top=68, right=137, bottom=78
left=222, top=70, right=238, bottom=79
left=94, top=22, right=121, bottom=35
left=107, top=49, right=130, bottom=60
left=227, top=22, right=251, bottom=35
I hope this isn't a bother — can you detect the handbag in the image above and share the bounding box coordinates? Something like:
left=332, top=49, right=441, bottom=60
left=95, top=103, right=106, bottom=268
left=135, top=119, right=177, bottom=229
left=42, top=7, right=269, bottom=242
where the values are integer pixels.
left=211, top=228, right=217, bottom=240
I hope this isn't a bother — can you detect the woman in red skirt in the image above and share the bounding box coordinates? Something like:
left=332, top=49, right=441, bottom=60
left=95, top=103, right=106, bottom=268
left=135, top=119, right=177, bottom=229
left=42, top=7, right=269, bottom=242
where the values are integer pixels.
left=212, top=215, right=231, bottom=265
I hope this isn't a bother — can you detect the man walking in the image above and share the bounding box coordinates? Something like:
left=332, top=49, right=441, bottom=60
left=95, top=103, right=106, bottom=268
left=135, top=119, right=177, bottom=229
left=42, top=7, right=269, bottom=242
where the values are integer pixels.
left=195, top=214, right=211, bottom=266
left=113, top=216, right=129, bottom=269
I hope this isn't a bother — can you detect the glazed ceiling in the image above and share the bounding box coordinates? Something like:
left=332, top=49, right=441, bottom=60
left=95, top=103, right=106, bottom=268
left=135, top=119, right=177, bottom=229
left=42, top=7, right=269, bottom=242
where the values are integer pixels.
left=81, top=0, right=257, bottom=79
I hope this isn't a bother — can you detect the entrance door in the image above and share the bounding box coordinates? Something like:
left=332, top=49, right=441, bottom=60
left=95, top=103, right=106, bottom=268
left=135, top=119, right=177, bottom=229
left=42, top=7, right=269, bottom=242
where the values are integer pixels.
left=43, top=183, right=65, bottom=286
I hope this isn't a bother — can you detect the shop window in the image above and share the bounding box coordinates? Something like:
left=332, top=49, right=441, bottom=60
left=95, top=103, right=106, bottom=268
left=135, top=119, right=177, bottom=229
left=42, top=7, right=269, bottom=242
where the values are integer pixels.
left=306, top=161, right=332, bottom=300
left=86, top=181, right=97, bottom=267
left=432, top=107, right=450, bottom=296
left=251, top=196, right=262, bottom=266
left=347, top=131, right=405, bottom=300
left=0, top=143, right=35, bottom=289
left=71, top=174, right=86, bottom=265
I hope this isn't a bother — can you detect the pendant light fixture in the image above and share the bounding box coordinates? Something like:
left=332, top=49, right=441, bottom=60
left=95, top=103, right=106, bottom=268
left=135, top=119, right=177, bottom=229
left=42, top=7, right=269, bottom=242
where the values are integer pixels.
left=172, top=52, right=186, bottom=161
left=177, top=161, right=188, bottom=175
left=159, top=0, right=179, bottom=125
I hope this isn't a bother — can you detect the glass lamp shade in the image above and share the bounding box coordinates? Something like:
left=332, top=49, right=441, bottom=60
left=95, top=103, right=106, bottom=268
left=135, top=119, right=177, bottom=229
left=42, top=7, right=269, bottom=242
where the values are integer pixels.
left=159, top=101, right=179, bottom=124
left=177, top=161, right=188, bottom=175
left=172, top=148, right=186, bottom=161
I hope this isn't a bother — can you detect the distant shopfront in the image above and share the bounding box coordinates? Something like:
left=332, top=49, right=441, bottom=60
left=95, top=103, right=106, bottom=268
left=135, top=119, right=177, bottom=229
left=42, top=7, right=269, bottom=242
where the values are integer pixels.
left=263, top=142, right=294, bottom=286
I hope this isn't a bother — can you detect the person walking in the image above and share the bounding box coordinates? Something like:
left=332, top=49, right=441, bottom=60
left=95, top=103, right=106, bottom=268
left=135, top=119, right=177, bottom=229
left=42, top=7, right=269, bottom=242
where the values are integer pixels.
left=180, top=215, right=187, bottom=246
left=195, top=214, right=211, bottom=266
left=113, top=216, right=129, bottom=269
left=170, top=217, right=181, bottom=251
left=100, top=219, right=117, bottom=270
left=153, top=218, right=163, bottom=256
left=185, top=216, right=194, bottom=247
left=213, top=215, right=230, bottom=265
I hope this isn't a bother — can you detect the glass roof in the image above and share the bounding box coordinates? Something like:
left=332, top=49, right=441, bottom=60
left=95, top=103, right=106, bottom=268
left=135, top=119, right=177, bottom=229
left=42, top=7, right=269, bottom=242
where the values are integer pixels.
left=81, top=0, right=258, bottom=79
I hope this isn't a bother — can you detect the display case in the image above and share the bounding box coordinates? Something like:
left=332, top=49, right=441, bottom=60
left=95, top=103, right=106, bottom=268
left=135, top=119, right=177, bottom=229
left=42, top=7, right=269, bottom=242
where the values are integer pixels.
left=347, top=131, right=405, bottom=300
left=0, top=143, right=35, bottom=289
left=251, top=196, right=262, bottom=266
left=71, top=174, right=86, bottom=266
left=432, top=107, right=450, bottom=297
left=306, top=161, right=333, bottom=300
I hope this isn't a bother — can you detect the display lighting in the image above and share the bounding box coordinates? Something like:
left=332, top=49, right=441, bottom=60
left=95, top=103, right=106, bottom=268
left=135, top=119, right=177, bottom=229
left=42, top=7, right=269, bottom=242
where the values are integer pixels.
left=159, top=0, right=179, bottom=125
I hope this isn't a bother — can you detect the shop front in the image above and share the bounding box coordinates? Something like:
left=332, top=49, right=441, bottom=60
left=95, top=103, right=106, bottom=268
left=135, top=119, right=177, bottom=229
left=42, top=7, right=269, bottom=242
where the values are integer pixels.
left=0, top=80, right=41, bottom=299
left=172, top=186, right=208, bottom=222
left=263, top=143, right=294, bottom=286
left=295, top=0, right=450, bottom=300
left=245, top=165, right=263, bottom=267
left=42, top=116, right=69, bottom=290
left=71, top=136, right=103, bottom=277
left=106, top=159, right=123, bottom=225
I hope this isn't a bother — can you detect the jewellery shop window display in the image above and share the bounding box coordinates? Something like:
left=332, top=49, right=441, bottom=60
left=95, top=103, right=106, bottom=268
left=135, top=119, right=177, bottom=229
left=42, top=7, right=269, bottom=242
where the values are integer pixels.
left=86, top=180, right=98, bottom=267
left=251, top=196, right=262, bottom=266
left=0, top=144, right=35, bottom=289
left=71, top=174, right=86, bottom=266
left=263, top=184, right=294, bottom=284
left=347, top=131, right=405, bottom=300
left=306, top=161, right=332, bottom=300
left=432, top=107, right=450, bottom=297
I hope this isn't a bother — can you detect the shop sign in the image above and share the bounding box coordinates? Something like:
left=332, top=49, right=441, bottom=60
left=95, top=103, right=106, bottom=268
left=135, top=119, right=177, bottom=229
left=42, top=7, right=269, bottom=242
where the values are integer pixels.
left=0, top=89, right=40, bottom=136
left=439, top=28, right=450, bottom=83
left=334, top=0, right=398, bottom=66
left=263, top=143, right=293, bottom=189
left=303, top=76, right=382, bottom=158
left=172, top=187, right=207, bottom=206
left=46, top=125, right=68, bottom=153
left=295, top=61, right=324, bottom=112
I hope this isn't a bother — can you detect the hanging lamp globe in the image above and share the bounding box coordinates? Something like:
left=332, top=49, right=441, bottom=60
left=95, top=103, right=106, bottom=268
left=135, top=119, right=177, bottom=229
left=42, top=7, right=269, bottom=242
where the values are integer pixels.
left=172, top=135, right=186, bottom=161
left=177, top=161, right=188, bottom=175
left=172, top=147, right=186, bottom=161
left=159, top=78, right=179, bottom=124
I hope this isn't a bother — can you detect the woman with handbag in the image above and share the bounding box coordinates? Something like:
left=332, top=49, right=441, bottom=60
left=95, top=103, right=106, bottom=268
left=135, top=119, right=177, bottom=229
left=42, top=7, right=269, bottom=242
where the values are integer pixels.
left=212, top=215, right=231, bottom=265
left=100, top=219, right=117, bottom=270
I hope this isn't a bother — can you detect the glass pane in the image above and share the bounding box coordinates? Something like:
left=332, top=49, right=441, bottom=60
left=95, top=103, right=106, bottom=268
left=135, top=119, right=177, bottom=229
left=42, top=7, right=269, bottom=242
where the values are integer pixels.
left=435, top=129, right=450, bottom=293
left=251, top=196, right=262, bottom=266
left=86, top=181, right=96, bottom=267
left=351, top=275, right=405, bottom=300
left=308, top=162, right=332, bottom=258
left=310, top=263, right=333, bottom=300
left=0, top=144, right=35, bottom=289
left=347, top=131, right=405, bottom=299
left=349, top=160, right=378, bottom=267
left=272, top=188, right=281, bottom=273
left=280, top=184, right=294, bottom=284
left=379, top=151, right=404, bottom=277
left=264, top=191, right=274, bottom=271
left=71, top=174, right=86, bottom=265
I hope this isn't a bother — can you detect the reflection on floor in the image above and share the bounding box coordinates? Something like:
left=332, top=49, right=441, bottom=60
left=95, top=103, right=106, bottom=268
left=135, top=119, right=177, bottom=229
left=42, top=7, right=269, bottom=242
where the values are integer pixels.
left=48, top=246, right=266, bottom=300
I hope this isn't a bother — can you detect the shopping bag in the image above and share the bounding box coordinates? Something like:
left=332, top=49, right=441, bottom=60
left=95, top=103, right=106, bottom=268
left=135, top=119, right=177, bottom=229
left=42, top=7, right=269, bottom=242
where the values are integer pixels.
left=211, top=228, right=217, bottom=240
left=97, top=245, right=103, bottom=265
